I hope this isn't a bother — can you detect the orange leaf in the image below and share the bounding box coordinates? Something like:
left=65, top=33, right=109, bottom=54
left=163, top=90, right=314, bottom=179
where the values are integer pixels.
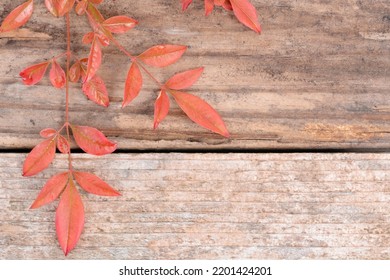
left=71, top=125, right=117, bottom=156
left=165, top=67, right=204, bottom=90
left=30, top=172, right=69, bottom=209
left=50, top=59, right=66, bottom=89
left=181, top=0, right=193, bottom=10
left=170, top=91, right=229, bottom=137
left=45, top=0, right=75, bottom=17
left=103, top=16, right=138, bottom=34
left=84, top=38, right=102, bottom=82
left=19, top=62, right=50, bottom=86
left=122, top=62, right=143, bottom=108
left=230, top=0, right=261, bottom=33
left=0, top=0, right=34, bottom=33
left=56, top=179, right=84, bottom=256
left=69, top=61, right=81, bottom=82
left=205, top=0, right=214, bottom=16
left=82, top=74, right=109, bottom=107
left=138, top=45, right=187, bottom=68
left=73, top=171, right=120, bottom=196
left=154, top=90, right=170, bottom=129
left=40, top=128, right=57, bottom=138
left=23, top=137, right=57, bottom=177
left=57, top=135, right=70, bottom=154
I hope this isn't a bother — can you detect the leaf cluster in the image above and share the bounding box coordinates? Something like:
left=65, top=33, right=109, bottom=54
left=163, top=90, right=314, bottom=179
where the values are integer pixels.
left=0, top=0, right=264, bottom=255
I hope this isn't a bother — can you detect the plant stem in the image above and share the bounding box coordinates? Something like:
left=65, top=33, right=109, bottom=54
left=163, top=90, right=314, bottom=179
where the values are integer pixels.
left=65, top=13, right=73, bottom=171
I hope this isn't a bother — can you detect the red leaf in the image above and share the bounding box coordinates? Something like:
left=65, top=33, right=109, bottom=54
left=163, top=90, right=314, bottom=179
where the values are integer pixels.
left=30, top=172, right=69, bottom=209
left=170, top=91, right=230, bottom=137
left=103, top=16, right=138, bottom=34
left=83, top=32, right=109, bottom=47
left=73, top=171, right=120, bottom=196
left=50, top=60, right=66, bottom=89
left=82, top=74, right=109, bottom=107
left=19, top=62, right=50, bottom=86
left=85, top=4, right=113, bottom=41
left=181, top=0, right=193, bottom=10
left=0, top=0, right=34, bottom=33
left=230, top=0, right=261, bottom=33
left=79, top=59, right=88, bottom=80
left=138, top=45, right=187, bottom=68
left=69, top=61, right=81, bottom=82
left=56, top=179, right=84, bottom=256
left=23, top=137, right=57, bottom=177
left=96, top=33, right=110, bottom=46
left=44, top=0, right=57, bottom=16
left=214, top=0, right=225, bottom=5
left=57, top=135, right=70, bottom=154
left=222, top=0, right=233, bottom=11
left=84, top=38, right=102, bottom=82
left=40, top=128, right=57, bottom=138
left=75, top=0, right=87, bottom=15
left=79, top=57, right=89, bottom=65
left=89, top=0, right=103, bottom=4
left=45, top=0, right=75, bottom=17
left=82, top=32, right=94, bottom=44
left=165, top=67, right=204, bottom=90
left=154, top=90, right=170, bottom=129
left=205, top=0, right=214, bottom=16
left=86, top=2, right=105, bottom=32
left=122, top=62, right=143, bottom=108
left=71, top=125, right=117, bottom=156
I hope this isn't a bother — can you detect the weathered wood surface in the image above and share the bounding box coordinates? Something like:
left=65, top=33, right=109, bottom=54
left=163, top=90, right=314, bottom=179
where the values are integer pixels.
left=1, top=153, right=390, bottom=259
left=0, top=1, right=390, bottom=150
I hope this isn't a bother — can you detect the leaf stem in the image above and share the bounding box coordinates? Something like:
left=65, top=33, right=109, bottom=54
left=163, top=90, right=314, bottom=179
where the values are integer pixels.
left=65, top=13, right=73, bottom=171
left=110, top=36, right=135, bottom=59
left=84, top=5, right=164, bottom=91
left=108, top=37, right=165, bottom=89
left=136, top=61, right=164, bottom=89
left=53, top=51, right=68, bottom=60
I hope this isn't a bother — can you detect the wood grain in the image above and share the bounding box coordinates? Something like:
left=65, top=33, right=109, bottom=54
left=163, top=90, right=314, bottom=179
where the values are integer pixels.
left=1, top=153, right=390, bottom=259
left=0, top=0, right=389, bottom=150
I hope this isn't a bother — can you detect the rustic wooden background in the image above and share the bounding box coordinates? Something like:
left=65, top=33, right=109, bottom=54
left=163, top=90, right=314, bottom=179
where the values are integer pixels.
left=0, top=0, right=390, bottom=259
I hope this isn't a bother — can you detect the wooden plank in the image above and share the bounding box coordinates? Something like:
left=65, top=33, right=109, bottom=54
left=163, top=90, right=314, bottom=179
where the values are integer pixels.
left=1, top=153, right=390, bottom=259
left=0, top=0, right=389, bottom=150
